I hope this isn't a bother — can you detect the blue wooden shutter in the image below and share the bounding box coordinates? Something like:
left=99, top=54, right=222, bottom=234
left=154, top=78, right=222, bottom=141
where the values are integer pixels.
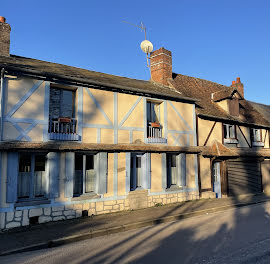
left=178, top=153, right=186, bottom=186
left=162, top=153, right=167, bottom=189
left=126, top=152, right=131, bottom=193
left=145, top=153, right=151, bottom=189
left=98, top=152, right=108, bottom=194
left=6, top=152, right=18, bottom=203
left=48, top=152, right=60, bottom=198
left=65, top=152, right=74, bottom=198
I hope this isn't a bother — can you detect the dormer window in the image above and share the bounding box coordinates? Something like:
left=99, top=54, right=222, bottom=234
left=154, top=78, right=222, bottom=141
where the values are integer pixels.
left=223, top=124, right=238, bottom=144
left=228, top=98, right=239, bottom=116
left=251, top=128, right=264, bottom=147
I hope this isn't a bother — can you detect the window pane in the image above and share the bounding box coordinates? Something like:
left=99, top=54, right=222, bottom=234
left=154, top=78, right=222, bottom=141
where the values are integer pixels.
left=61, top=90, right=74, bottom=118
left=49, top=88, right=61, bottom=119
left=35, top=155, right=45, bottom=171
left=136, top=157, right=142, bottom=187
left=171, top=154, right=176, bottom=167
left=18, top=154, right=31, bottom=198
left=85, top=155, right=94, bottom=170
left=229, top=125, right=234, bottom=138
left=19, top=154, right=31, bottom=172
left=224, top=125, right=228, bottom=139
left=75, top=154, right=83, bottom=170
left=85, top=155, right=95, bottom=193
left=74, top=154, right=83, bottom=195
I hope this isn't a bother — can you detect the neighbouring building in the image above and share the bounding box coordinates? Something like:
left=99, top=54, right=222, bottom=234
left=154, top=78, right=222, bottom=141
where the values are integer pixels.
left=0, top=17, right=269, bottom=230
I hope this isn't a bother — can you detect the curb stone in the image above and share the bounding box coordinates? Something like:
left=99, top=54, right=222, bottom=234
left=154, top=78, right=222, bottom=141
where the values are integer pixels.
left=1, top=198, right=270, bottom=257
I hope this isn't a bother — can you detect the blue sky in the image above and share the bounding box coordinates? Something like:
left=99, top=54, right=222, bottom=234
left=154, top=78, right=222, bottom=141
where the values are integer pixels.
left=2, top=0, right=270, bottom=104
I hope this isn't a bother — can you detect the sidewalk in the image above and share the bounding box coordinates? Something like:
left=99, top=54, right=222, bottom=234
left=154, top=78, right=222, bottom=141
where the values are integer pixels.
left=1, top=193, right=270, bottom=256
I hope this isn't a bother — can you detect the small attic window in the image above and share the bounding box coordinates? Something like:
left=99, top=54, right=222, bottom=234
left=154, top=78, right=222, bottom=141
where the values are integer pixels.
left=228, top=98, right=239, bottom=117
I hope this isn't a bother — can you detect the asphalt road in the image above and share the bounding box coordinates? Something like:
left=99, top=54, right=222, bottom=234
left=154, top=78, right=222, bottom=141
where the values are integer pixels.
left=2, top=201, right=270, bottom=264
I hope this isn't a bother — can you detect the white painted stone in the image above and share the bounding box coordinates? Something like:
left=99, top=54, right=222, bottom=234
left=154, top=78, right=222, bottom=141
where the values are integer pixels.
left=6, top=221, right=21, bottom=229
left=39, top=216, right=52, bottom=224
left=14, top=217, right=21, bottom=221
left=29, top=208, right=43, bottom=217
left=22, top=210, right=29, bottom=226
left=63, top=210, right=75, bottom=216
left=6, top=212, right=14, bottom=222
left=66, top=215, right=75, bottom=219
left=15, top=211, right=22, bottom=217
left=44, top=207, right=51, bottom=216
left=76, top=210, right=82, bottom=217
left=52, top=206, right=64, bottom=212
left=53, top=216, right=65, bottom=221
left=52, top=211, right=63, bottom=217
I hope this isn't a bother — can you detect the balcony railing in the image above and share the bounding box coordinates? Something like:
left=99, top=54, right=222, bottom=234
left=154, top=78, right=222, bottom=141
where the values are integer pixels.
left=48, top=117, right=79, bottom=141
left=146, top=123, right=167, bottom=143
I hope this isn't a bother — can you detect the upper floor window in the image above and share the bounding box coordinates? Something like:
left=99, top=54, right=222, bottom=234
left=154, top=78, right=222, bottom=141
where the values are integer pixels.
left=224, top=124, right=236, bottom=139
left=223, top=124, right=238, bottom=144
left=49, top=87, right=75, bottom=120
left=48, top=87, right=79, bottom=140
left=251, top=128, right=261, bottom=142
left=251, top=128, right=264, bottom=147
left=18, top=153, right=47, bottom=200
left=147, top=101, right=160, bottom=124
left=146, top=101, right=167, bottom=143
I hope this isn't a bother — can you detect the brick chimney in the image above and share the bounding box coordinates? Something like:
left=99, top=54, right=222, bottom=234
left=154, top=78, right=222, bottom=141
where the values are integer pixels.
left=231, top=77, right=244, bottom=98
left=0, top=16, right=11, bottom=57
left=150, top=47, right=172, bottom=86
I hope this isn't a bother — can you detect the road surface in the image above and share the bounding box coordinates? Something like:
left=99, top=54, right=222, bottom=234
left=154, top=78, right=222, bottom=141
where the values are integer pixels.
left=2, top=201, right=270, bottom=263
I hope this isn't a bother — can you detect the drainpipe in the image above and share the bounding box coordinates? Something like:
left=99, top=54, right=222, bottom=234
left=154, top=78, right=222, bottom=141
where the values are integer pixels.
left=0, top=68, right=5, bottom=141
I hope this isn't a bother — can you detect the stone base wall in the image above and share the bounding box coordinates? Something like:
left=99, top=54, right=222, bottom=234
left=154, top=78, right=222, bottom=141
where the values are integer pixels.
left=1, top=190, right=200, bottom=230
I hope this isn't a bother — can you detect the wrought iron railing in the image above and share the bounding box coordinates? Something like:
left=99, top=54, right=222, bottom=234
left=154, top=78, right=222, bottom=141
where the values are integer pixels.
left=48, top=117, right=79, bottom=141
left=146, top=123, right=167, bottom=143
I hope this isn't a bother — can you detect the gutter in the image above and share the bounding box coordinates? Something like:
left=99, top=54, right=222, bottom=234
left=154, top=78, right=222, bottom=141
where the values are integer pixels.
left=0, top=68, right=4, bottom=141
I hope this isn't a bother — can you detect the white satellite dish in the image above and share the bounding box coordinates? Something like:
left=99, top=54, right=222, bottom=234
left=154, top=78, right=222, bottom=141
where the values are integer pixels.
left=140, top=40, right=153, bottom=54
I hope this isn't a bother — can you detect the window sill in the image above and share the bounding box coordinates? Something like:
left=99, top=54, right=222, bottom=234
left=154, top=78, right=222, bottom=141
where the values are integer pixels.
left=71, top=193, right=101, bottom=201
left=165, top=185, right=184, bottom=192
left=252, top=142, right=264, bottom=147
left=224, top=138, right=238, bottom=144
left=15, top=199, right=50, bottom=208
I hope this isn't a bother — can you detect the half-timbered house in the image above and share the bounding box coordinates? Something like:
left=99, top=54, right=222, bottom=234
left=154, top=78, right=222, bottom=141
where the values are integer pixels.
left=0, top=18, right=200, bottom=229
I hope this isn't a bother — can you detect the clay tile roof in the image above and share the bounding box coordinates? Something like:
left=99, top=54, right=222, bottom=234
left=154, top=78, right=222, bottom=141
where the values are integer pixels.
left=204, top=141, right=238, bottom=157
left=248, top=101, right=270, bottom=122
left=171, top=73, right=270, bottom=127
left=0, top=55, right=196, bottom=102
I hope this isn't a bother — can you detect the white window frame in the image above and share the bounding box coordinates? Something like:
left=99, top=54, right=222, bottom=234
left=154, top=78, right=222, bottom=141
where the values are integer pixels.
left=224, top=124, right=238, bottom=144
left=251, top=128, right=264, bottom=147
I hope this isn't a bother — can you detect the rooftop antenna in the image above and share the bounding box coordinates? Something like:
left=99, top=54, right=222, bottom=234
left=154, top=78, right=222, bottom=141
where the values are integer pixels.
left=123, top=21, right=153, bottom=67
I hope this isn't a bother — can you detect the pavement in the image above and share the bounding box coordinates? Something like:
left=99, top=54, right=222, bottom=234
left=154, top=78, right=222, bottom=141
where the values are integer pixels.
left=1, top=193, right=270, bottom=256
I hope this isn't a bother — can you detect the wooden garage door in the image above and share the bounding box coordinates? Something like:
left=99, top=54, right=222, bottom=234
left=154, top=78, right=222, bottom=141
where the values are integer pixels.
left=227, top=160, right=262, bottom=196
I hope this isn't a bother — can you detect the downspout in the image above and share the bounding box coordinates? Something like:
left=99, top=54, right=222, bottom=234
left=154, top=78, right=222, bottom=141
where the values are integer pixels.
left=0, top=68, right=5, bottom=141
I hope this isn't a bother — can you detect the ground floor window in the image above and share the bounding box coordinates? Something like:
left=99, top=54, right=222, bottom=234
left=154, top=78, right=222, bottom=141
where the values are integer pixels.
left=18, top=153, right=47, bottom=199
left=74, top=153, right=96, bottom=196
left=166, top=153, right=186, bottom=189
left=130, top=154, right=143, bottom=191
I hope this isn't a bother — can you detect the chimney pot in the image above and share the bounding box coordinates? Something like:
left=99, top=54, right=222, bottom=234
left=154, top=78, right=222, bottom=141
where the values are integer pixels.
left=236, top=77, right=240, bottom=83
left=0, top=16, right=6, bottom=23
left=232, top=81, right=236, bottom=85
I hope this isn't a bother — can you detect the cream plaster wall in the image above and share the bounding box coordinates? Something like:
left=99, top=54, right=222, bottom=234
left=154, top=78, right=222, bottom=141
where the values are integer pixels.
left=150, top=153, right=163, bottom=192
left=117, top=153, right=126, bottom=196
left=104, top=153, right=114, bottom=198
left=200, top=156, right=211, bottom=189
